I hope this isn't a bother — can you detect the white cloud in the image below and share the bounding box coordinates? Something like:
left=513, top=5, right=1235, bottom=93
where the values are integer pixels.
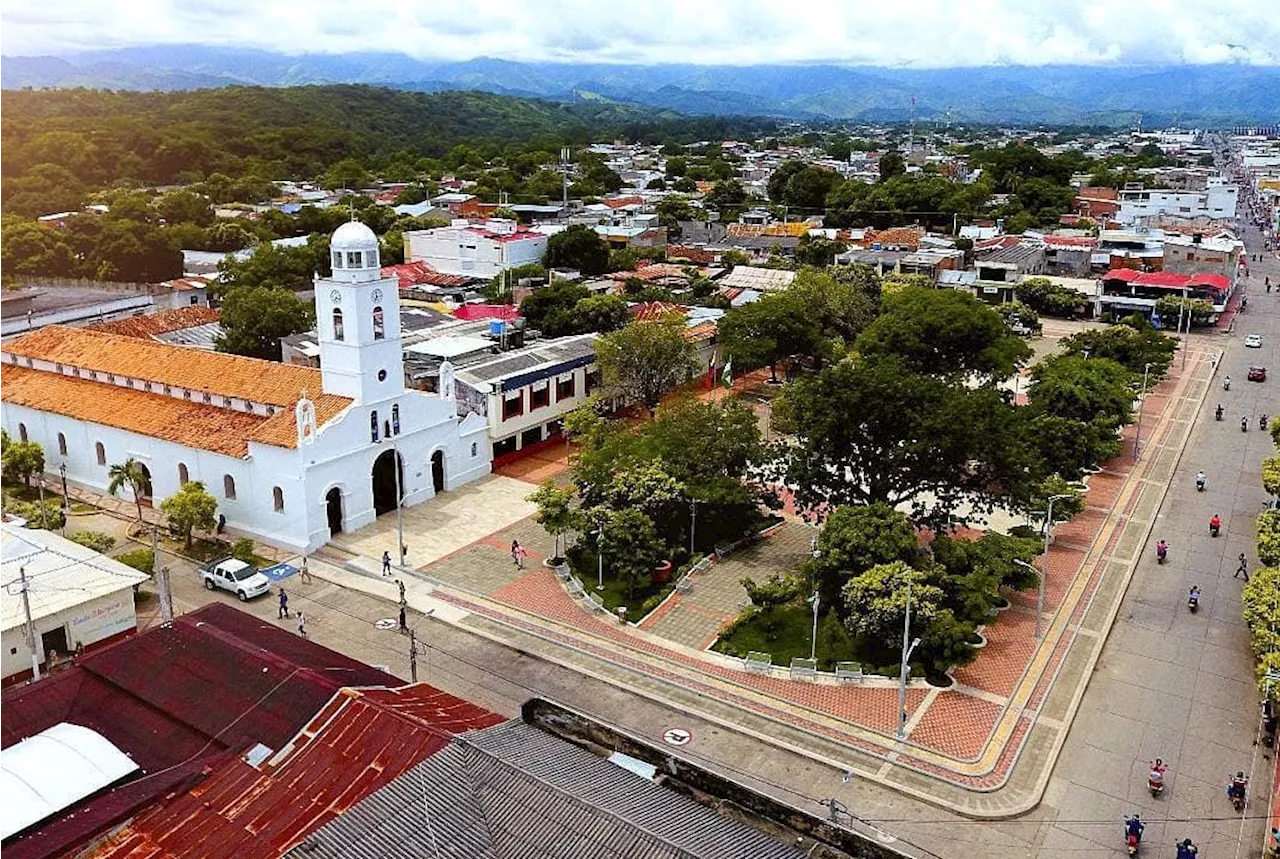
left=2, top=0, right=1277, bottom=66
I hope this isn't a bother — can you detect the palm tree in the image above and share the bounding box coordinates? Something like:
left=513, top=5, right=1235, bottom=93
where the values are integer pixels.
left=107, top=457, right=151, bottom=521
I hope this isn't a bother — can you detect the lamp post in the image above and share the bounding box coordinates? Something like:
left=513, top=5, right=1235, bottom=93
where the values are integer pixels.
left=809, top=591, right=821, bottom=662
left=392, top=440, right=405, bottom=567
left=1178, top=284, right=1190, bottom=370
left=1022, top=492, right=1073, bottom=641
left=897, top=574, right=920, bottom=740
left=594, top=528, right=604, bottom=591
left=1133, top=362, right=1152, bottom=462
left=59, top=462, right=69, bottom=537
left=690, top=497, right=697, bottom=556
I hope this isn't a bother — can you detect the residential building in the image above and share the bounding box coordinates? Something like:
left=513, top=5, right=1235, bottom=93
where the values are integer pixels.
left=86, top=306, right=223, bottom=351
left=0, top=523, right=150, bottom=686
left=1095, top=229, right=1166, bottom=271
left=1, top=279, right=210, bottom=340
left=1, top=222, right=490, bottom=553
left=1116, top=179, right=1239, bottom=227
left=1096, top=268, right=1232, bottom=322
left=403, top=219, right=550, bottom=279
left=1161, top=232, right=1244, bottom=281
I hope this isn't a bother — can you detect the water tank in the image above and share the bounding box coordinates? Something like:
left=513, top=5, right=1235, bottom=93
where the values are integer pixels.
left=489, top=320, right=507, bottom=337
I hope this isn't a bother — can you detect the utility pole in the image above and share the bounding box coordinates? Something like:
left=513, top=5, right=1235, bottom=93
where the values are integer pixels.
left=560, top=146, right=571, bottom=208
left=151, top=526, right=173, bottom=623
left=1133, top=362, right=1152, bottom=461
left=19, top=566, right=40, bottom=682
left=1179, top=285, right=1190, bottom=369
left=393, top=440, right=405, bottom=567
left=897, top=576, right=920, bottom=740
left=409, top=628, right=418, bottom=682
left=689, top=498, right=697, bottom=556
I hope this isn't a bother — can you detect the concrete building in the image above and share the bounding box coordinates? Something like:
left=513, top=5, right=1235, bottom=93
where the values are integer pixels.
left=403, top=220, right=550, bottom=279
left=0, top=523, right=149, bottom=686
left=0, top=278, right=210, bottom=340
left=1161, top=232, right=1244, bottom=281
left=1116, top=179, right=1239, bottom=227
left=1, top=222, right=490, bottom=554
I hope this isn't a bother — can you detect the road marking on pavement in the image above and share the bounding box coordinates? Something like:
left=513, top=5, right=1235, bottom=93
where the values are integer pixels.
left=663, top=728, right=692, bottom=746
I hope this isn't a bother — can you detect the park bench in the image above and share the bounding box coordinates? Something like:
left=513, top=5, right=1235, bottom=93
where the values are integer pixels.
left=789, top=657, right=818, bottom=680
left=835, top=662, right=864, bottom=683
left=743, top=651, right=773, bottom=673
left=675, top=573, right=693, bottom=594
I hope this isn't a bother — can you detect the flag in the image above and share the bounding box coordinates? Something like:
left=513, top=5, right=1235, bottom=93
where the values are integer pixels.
left=721, top=358, right=733, bottom=388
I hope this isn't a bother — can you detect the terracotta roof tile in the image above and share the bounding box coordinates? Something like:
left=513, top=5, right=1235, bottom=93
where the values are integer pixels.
left=88, top=307, right=221, bottom=339
left=4, top=326, right=333, bottom=408
left=667, top=245, right=717, bottom=265
left=1, top=366, right=264, bottom=457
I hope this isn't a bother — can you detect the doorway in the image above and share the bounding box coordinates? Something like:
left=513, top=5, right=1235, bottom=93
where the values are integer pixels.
left=371, top=449, right=404, bottom=516
left=431, top=450, right=445, bottom=494
left=326, top=487, right=343, bottom=536
left=136, top=462, right=154, bottom=505
left=41, top=626, right=69, bottom=662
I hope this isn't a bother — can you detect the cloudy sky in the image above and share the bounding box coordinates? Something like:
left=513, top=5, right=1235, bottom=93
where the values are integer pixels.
left=3, top=0, right=1278, bottom=66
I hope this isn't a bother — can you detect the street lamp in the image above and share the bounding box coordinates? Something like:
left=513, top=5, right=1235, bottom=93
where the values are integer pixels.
left=809, top=591, right=821, bottom=661
left=593, top=528, right=605, bottom=591
left=896, top=574, right=920, bottom=740
left=1133, top=362, right=1153, bottom=462
left=1020, top=492, right=1073, bottom=641
left=689, top=497, right=697, bottom=556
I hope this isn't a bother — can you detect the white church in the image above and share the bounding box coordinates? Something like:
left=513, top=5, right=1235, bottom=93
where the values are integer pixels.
left=1, top=222, right=491, bottom=553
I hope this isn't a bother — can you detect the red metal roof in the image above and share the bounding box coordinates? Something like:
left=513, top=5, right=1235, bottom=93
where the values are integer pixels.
left=381, top=261, right=472, bottom=289
left=453, top=303, right=520, bottom=322
left=629, top=301, right=684, bottom=322
left=1102, top=268, right=1231, bottom=295
left=85, top=685, right=503, bottom=859
left=0, top=604, right=406, bottom=859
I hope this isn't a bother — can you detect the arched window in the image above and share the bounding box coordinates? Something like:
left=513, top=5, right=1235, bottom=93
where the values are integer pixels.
left=95, top=442, right=106, bottom=465
left=177, top=463, right=189, bottom=485
left=272, top=486, right=284, bottom=512
left=57, top=433, right=67, bottom=456
left=372, top=306, right=385, bottom=340
left=332, top=250, right=344, bottom=270
left=223, top=474, right=236, bottom=500
left=332, top=308, right=345, bottom=341
left=18, top=423, right=27, bottom=442
left=370, top=411, right=380, bottom=442
left=391, top=405, right=400, bottom=435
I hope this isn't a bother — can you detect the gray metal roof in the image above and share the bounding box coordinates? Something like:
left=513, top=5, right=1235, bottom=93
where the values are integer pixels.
left=286, top=721, right=806, bottom=859
left=457, top=335, right=597, bottom=387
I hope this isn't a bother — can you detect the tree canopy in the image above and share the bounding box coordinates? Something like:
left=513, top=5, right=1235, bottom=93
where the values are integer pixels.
left=593, top=319, right=695, bottom=416
left=215, top=286, right=315, bottom=361
left=544, top=224, right=610, bottom=275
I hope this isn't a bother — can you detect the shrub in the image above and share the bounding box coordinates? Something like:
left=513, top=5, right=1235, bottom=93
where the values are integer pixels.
left=231, top=537, right=256, bottom=564
left=1258, top=509, right=1280, bottom=567
left=1241, top=565, right=1279, bottom=702
left=10, top=499, right=65, bottom=530
left=116, top=548, right=155, bottom=575
left=69, top=531, right=117, bottom=553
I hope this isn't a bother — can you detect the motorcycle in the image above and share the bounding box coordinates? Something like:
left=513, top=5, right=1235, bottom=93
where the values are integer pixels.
left=1156, top=542, right=1168, bottom=564
left=1188, top=588, right=1200, bottom=613
left=1215, top=404, right=1224, bottom=421
left=1227, top=777, right=1247, bottom=813
left=1196, top=476, right=1206, bottom=492
left=1210, top=520, right=1221, bottom=537
left=1241, top=417, right=1249, bottom=432
left=1224, top=377, right=1232, bottom=391
left=1262, top=415, right=1270, bottom=431
left=1123, top=816, right=1144, bottom=856
left=1147, top=773, right=1164, bottom=798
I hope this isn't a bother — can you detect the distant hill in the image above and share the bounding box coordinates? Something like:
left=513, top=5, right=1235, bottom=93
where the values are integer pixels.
left=4, top=47, right=1279, bottom=126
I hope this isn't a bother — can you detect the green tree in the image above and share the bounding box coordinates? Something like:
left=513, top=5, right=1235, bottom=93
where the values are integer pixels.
left=1059, top=317, right=1178, bottom=380
left=997, top=301, right=1041, bottom=333
left=323, top=158, right=371, bottom=190
left=519, top=281, right=589, bottom=334
left=1027, top=355, right=1134, bottom=425
left=571, top=294, right=630, bottom=334
left=856, top=287, right=1031, bottom=383
left=598, top=507, right=667, bottom=600
left=217, top=242, right=322, bottom=293
left=878, top=151, right=906, bottom=181
left=1016, top=277, right=1087, bottom=318
left=214, top=286, right=315, bottom=361
left=810, top=504, right=921, bottom=611
left=154, top=189, right=214, bottom=226
left=794, top=235, right=847, bottom=267
left=717, top=291, right=828, bottom=382
left=1154, top=296, right=1214, bottom=329
left=107, top=457, right=151, bottom=522
left=1, top=440, right=44, bottom=487
left=841, top=562, right=943, bottom=651
left=160, top=481, right=218, bottom=548
left=545, top=224, right=610, bottom=276
left=527, top=482, right=577, bottom=563
left=593, top=319, right=696, bottom=416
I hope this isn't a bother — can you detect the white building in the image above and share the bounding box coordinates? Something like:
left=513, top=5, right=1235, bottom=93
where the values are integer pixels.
left=404, top=220, right=550, bottom=279
left=1, top=222, right=491, bottom=554
left=0, top=523, right=150, bottom=685
left=1116, top=178, right=1239, bottom=226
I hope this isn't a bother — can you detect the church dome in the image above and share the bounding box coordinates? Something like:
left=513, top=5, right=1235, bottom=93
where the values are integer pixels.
left=331, top=220, right=379, bottom=252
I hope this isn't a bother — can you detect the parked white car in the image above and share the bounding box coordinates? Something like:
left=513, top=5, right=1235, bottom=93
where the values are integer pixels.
left=1244, top=334, right=1263, bottom=348
left=199, top=557, right=271, bottom=601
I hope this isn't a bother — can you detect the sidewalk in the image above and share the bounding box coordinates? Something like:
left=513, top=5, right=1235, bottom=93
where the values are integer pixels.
left=303, top=340, right=1220, bottom=816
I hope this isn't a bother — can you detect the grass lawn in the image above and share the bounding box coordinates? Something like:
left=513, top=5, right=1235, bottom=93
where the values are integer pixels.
left=2, top=485, right=95, bottom=514
left=568, top=557, right=674, bottom=619
left=713, top=603, right=871, bottom=673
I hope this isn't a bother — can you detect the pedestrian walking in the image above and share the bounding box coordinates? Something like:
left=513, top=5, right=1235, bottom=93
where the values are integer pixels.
left=296, top=611, right=307, bottom=637
left=511, top=540, right=524, bottom=569
left=397, top=578, right=406, bottom=605
left=399, top=604, right=407, bottom=632
left=216, top=513, right=226, bottom=535
left=1235, top=553, right=1250, bottom=581
left=382, top=550, right=392, bottom=576
left=278, top=588, right=289, bottom=619
left=299, top=556, right=312, bottom=584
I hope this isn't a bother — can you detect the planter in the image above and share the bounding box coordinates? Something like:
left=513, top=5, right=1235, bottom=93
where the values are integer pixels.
left=969, top=630, right=988, bottom=649
left=651, top=560, right=673, bottom=585
left=542, top=557, right=567, bottom=570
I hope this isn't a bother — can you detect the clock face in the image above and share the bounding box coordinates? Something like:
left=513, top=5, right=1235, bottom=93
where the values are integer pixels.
left=371, top=288, right=383, bottom=302
left=329, top=290, right=342, bottom=303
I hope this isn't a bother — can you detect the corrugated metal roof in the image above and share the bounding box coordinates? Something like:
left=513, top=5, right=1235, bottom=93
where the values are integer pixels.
left=287, top=722, right=806, bottom=859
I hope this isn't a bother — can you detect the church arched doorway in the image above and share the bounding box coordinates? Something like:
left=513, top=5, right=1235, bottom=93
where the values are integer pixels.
left=431, top=450, right=445, bottom=494
left=326, top=487, right=343, bottom=536
left=371, top=449, right=404, bottom=516
left=136, top=463, right=154, bottom=505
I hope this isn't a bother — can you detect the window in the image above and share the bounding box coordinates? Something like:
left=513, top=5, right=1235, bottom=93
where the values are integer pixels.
left=190, top=296, right=199, bottom=305
left=333, top=308, right=345, bottom=341
left=17, top=423, right=27, bottom=442
left=391, top=405, right=400, bottom=435
left=502, top=393, right=524, bottom=420
left=530, top=385, right=550, bottom=410
left=55, top=362, right=63, bottom=373
left=184, top=390, right=192, bottom=401
left=95, top=442, right=106, bottom=465
left=372, top=306, right=385, bottom=340
left=178, top=463, right=189, bottom=485
left=370, top=411, right=380, bottom=442
left=57, top=433, right=67, bottom=456
left=556, top=376, right=575, bottom=401
left=377, top=369, right=387, bottom=382
left=332, top=250, right=344, bottom=270
left=272, top=486, right=284, bottom=512
left=202, top=392, right=212, bottom=404
left=223, top=475, right=236, bottom=500
left=346, top=251, right=362, bottom=268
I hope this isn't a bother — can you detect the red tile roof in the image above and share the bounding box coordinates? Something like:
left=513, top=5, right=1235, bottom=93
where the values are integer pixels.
left=0, top=604, right=408, bottom=859
left=381, top=260, right=472, bottom=289
left=628, top=301, right=685, bottom=322
left=86, top=685, right=503, bottom=859
left=667, top=245, right=717, bottom=265
left=1043, top=235, right=1099, bottom=249
left=602, top=195, right=644, bottom=209
left=88, top=307, right=221, bottom=339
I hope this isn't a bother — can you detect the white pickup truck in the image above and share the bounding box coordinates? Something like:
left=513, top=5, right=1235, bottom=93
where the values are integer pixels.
left=199, top=557, right=271, bottom=601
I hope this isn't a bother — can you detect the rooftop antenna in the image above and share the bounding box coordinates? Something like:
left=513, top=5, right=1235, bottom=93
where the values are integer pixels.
left=910, top=95, right=917, bottom=154
left=560, top=146, right=571, bottom=208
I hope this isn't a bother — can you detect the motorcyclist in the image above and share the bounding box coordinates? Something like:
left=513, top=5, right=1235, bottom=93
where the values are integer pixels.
left=1125, top=813, right=1144, bottom=842
left=1215, top=403, right=1224, bottom=420
left=1188, top=585, right=1201, bottom=606
left=1210, top=514, right=1221, bottom=535
left=1148, top=758, right=1166, bottom=787
left=1228, top=771, right=1248, bottom=802
left=1242, top=415, right=1249, bottom=431
left=1262, top=414, right=1270, bottom=431
left=1176, top=838, right=1198, bottom=859
left=1156, top=540, right=1168, bottom=561
left=1196, top=471, right=1206, bottom=490
left=1224, top=375, right=1231, bottom=390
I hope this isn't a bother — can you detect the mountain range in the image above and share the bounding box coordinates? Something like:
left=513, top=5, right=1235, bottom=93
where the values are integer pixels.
left=4, top=47, right=1279, bottom=126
